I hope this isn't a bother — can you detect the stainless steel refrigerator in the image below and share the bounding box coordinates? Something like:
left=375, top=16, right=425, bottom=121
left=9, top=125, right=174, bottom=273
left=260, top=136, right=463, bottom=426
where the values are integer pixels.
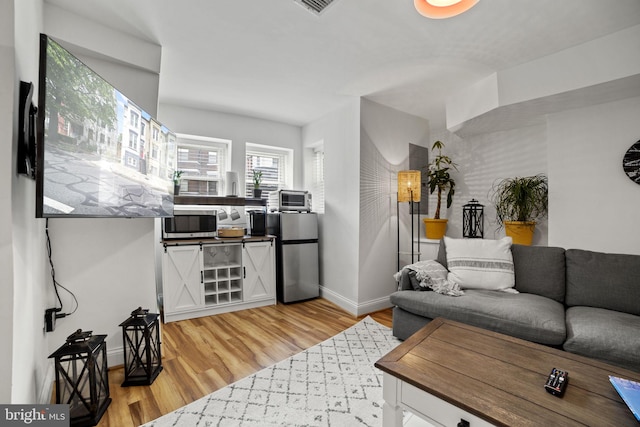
left=268, top=212, right=319, bottom=303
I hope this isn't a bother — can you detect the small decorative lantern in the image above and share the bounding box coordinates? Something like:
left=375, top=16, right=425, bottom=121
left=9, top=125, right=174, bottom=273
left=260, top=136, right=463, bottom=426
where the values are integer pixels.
left=397, top=170, right=422, bottom=270
left=119, top=307, right=163, bottom=386
left=397, top=170, right=421, bottom=203
left=463, top=199, right=484, bottom=238
left=49, top=329, right=111, bottom=427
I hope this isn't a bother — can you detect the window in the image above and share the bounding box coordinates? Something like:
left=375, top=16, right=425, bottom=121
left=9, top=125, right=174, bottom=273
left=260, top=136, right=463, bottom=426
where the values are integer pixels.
left=245, top=143, right=292, bottom=205
left=310, top=146, right=325, bottom=213
left=175, top=134, right=230, bottom=196
left=128, top=130, right=138, bottom=150
left=130, top=111, right=139, bottom=128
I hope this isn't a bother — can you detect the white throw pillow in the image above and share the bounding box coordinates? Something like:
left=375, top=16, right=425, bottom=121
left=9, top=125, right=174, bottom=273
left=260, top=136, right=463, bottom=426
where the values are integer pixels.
left=444, top=236, right=517, bottom=292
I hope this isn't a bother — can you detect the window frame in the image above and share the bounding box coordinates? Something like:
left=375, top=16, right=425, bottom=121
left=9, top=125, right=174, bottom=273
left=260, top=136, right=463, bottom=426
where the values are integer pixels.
left=174, top=133, right=231, bottom=196
left=245, top=142, right=293, bottom=203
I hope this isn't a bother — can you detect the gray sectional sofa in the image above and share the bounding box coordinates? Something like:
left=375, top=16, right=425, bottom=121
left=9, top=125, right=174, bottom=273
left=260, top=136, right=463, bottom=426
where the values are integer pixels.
left=390, top=240, right=640, bottom=372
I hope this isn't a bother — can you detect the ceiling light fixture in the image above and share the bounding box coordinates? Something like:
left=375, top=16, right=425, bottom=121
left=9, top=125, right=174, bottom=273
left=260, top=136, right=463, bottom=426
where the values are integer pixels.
left=414, top=0, right=479, bottom=19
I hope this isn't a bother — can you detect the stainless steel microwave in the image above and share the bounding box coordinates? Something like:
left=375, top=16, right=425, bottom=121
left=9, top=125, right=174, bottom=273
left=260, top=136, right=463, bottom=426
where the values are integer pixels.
left=162, top=206, right=217, bottom=239
left=278, top=190, right=311, bottom=212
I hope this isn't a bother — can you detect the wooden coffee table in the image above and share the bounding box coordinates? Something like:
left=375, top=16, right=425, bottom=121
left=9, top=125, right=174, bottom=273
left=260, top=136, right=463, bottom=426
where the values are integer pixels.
left=375, top=318, right=640, bottom=426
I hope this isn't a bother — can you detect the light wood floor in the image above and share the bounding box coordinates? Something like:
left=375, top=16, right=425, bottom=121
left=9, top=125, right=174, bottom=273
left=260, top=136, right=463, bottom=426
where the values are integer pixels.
left=98, top=299, right=393, bottom=427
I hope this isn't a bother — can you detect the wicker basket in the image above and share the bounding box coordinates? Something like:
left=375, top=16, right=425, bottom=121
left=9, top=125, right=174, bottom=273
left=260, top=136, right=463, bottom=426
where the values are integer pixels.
left=217, top=227, right=245, bottom=238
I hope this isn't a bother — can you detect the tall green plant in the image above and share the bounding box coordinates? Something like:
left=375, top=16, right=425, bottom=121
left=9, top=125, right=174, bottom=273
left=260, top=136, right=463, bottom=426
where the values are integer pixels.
left=490, top=174, right=548, bottom=224
left=427, top=140, right=457, bottom=219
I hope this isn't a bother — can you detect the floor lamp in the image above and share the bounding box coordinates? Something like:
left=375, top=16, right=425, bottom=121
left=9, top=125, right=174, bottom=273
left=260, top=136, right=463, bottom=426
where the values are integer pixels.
left=397, top=170, right=421, bottom=272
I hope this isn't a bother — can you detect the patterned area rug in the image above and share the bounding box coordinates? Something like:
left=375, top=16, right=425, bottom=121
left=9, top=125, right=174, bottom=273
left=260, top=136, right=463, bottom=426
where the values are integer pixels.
left=143, top=316, right=401, bottom=427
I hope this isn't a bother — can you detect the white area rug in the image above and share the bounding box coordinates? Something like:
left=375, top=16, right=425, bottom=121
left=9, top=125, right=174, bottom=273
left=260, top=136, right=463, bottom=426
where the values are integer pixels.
left=143, top=316, right=401, bottom=427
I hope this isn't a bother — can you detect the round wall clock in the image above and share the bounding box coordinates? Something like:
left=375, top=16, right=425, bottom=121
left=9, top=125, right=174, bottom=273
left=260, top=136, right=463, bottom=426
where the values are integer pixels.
left=622, top=140, right=640, bottom=185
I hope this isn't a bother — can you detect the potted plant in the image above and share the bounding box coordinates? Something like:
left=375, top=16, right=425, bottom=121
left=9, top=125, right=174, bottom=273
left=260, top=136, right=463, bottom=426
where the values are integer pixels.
left=490, top=174, right=548, bottom=245
left=172, top=170, right=183, bottom=195
left=423, top=140, right=457, bottom=239
left=252, top=170, right=263, bottom=198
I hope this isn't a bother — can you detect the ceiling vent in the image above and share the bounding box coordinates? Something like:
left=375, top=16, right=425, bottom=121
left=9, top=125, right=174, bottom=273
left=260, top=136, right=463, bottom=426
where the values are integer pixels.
left=294, top=0, right=337, bottom=15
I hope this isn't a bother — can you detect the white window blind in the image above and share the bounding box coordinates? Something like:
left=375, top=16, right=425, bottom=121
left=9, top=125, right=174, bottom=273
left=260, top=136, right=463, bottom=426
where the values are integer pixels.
left=245, top=144, right=292, bottom=206
left=311, top=147, right=324, bottom=213
left=175, top=135, right=229, bottom=196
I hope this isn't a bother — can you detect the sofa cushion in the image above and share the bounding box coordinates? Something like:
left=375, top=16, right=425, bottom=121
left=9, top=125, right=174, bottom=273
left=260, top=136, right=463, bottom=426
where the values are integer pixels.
left=511, top=244, right=566, bottom=303
left=564, top=306, right=640, bottom=372
left=444, top=236, right=516, bottom=292
left=566, top=249, right=640, bottom=315
left=390, top=289, right=566, bottom=345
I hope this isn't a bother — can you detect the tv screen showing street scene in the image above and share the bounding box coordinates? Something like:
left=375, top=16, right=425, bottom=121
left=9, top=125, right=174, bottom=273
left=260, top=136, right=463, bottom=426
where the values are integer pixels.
left=36, top=34, right=176, bottom=218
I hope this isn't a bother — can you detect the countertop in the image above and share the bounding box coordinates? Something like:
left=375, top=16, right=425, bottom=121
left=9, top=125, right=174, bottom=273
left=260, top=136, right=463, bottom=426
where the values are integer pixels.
left=162, top=235, right=276, bottom=246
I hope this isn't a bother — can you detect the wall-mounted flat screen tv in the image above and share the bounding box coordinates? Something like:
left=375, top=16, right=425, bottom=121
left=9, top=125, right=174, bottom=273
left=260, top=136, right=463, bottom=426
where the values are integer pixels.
left=36, top=34, right=176, bottom=218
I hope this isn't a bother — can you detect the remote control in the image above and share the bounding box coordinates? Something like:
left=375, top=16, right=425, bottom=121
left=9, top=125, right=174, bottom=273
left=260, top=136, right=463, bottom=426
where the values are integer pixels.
left=544, top=368, right=568, bottom=396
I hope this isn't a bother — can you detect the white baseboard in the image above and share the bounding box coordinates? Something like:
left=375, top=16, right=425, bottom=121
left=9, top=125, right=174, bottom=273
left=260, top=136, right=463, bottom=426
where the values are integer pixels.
left=38, top=362, right=55, bottom=404
left=319, top=287, right=393, bottom=317
left=107, top=346, right=124, bottom=368
left=355, top=296, right=393, bottom=316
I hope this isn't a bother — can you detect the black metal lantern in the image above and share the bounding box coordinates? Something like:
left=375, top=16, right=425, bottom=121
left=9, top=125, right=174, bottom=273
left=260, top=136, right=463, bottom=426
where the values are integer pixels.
left=49, top=329, right=111, bottom=427
left=119, top=307, right=163, bottom=386
left=463, top=199, right=484, bottom=238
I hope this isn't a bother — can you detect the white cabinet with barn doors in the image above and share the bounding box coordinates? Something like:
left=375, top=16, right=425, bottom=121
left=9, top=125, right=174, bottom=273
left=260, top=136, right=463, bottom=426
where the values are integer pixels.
left=161, top=237, right=276, bottom=323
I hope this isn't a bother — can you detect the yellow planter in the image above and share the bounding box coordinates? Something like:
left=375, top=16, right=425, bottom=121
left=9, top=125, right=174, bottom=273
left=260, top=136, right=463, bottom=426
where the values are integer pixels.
left=423, top=218, right=448, bottom=240
left=504, top=221, right=536, bottom=245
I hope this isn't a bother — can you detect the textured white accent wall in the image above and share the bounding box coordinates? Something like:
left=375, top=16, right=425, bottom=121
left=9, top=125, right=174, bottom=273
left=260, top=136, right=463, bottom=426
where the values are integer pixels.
left=431, top=124, right=548, bottom=245
left=548, top=96, right=640, bottom=254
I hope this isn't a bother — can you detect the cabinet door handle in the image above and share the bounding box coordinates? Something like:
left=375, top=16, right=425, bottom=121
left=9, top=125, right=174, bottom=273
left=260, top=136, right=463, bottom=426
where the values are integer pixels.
left=201, top=271, right=203, bottom=283
left=243, top=267, right=246, bottom=279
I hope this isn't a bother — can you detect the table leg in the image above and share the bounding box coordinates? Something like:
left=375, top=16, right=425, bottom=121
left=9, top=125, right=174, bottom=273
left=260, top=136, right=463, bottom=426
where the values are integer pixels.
left=382, top=372, right=403, bottom=427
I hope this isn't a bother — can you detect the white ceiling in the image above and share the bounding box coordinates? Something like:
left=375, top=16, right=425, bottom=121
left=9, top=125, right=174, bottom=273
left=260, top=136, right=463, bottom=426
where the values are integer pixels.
left=44, top=0, right=640, bottom=129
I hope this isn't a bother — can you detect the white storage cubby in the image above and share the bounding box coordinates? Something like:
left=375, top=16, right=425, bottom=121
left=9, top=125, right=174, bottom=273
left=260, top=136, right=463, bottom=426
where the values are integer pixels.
left=202, top=243, right=243, bottom=306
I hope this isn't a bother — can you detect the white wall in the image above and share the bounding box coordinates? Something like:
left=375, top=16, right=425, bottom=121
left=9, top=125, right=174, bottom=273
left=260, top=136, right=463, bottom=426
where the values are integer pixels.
left=548, top=96, right=640, bottom=254
left=1, top=1, right=17, bottom=404
left=41, top=6, right=162, bottom=376
left=358, top=99, right=430, bottom=314
left=44, top=219, right=158, bottom=365
left=158, top=104, right=303, bottom=194
left=9, top=0, right=53, bottom=405
left=302, top=100, right=361, bottom=313
left=435, top=97, right=640, bottom=256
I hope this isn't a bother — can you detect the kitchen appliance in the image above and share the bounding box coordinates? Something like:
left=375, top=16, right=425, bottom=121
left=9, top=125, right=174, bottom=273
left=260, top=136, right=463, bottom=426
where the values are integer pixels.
left=225, top=171, right=239, bottom=197
left=276, top=190, right=312, bottom=212
left=162, top=205, right=217, bottom=239
left=248, top=210, right=267, bottom=236
left=267, top=212, right=319, bottom=303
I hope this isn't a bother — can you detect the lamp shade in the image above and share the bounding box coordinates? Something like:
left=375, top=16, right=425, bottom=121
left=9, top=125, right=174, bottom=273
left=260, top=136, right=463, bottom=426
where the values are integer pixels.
left=414, top=0, right=479, bottom=19
left=398, top=170, right=421, bottom=202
